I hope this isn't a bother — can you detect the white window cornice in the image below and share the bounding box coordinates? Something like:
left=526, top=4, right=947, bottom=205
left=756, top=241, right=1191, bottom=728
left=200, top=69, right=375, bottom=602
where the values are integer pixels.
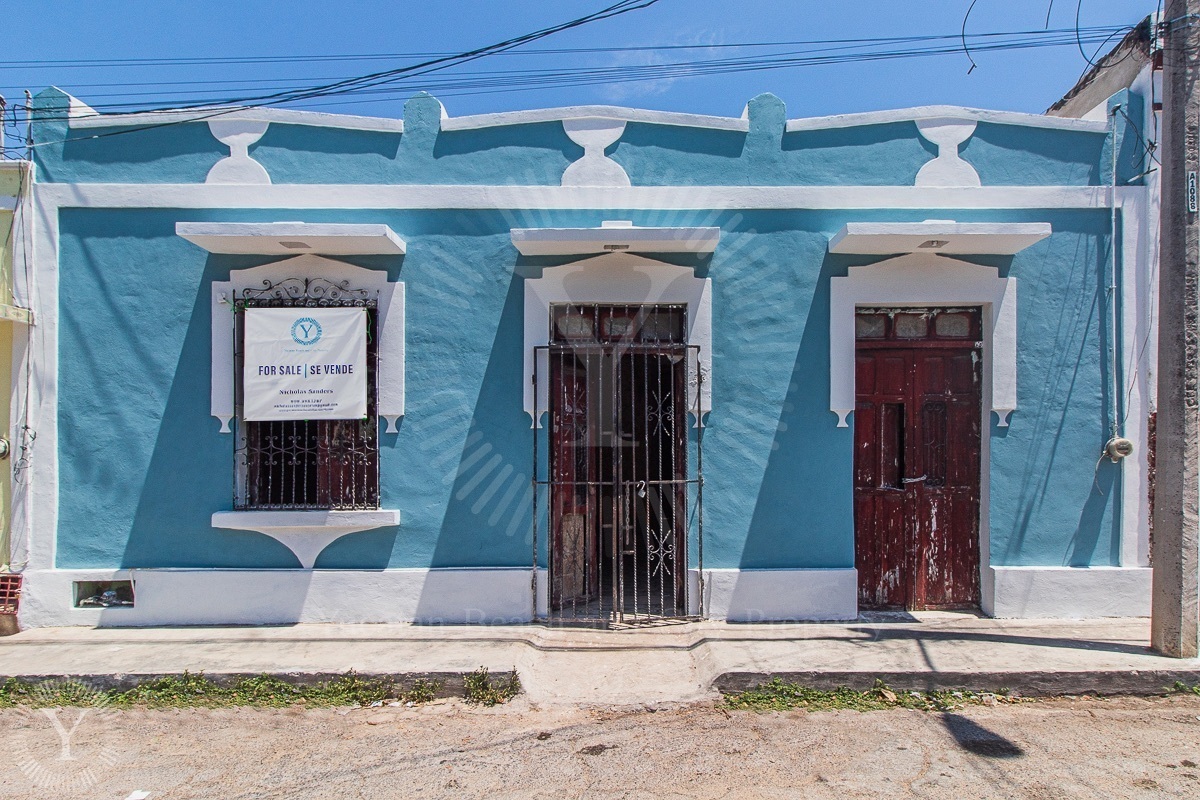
left=178, top=221, right=406, bottom=255
left=830, top=253, right=1017, bottom=427
left=208, top=253, right=405, bottom=433
left=511, top=221, right=720, bottom=256
left=523, top=252, right=712, bottom=428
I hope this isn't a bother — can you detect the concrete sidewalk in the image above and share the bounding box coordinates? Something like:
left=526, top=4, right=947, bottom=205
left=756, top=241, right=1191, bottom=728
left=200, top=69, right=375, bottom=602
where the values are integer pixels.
left=2, top=613, right=1199, bottom=705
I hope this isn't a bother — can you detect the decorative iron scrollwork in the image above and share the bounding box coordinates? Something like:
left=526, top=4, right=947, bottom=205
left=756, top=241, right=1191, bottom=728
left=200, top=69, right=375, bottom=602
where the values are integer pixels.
left=232, top=284, right=380, bottom=511
left=236, top=277, right=377, bottom=308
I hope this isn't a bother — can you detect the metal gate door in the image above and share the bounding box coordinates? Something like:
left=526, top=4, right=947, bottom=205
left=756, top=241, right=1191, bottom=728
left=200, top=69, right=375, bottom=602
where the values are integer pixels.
left=533, top=304, right=703, bottom=625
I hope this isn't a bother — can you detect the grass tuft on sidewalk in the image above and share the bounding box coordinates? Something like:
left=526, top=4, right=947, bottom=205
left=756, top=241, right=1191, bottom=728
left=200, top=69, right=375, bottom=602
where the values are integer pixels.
left=463, top=667, right=521, bottom=706
left=723, top=679, right=1022, bottom=712
left=0, top=672, right=451, bottom=709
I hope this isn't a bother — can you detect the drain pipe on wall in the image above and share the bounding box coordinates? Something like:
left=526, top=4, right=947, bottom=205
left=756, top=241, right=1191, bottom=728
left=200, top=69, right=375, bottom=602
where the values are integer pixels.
left=1106, top=105, right=1135, bottom=465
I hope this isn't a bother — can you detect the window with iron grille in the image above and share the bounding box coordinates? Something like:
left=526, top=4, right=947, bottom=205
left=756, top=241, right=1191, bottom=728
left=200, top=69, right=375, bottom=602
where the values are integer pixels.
left=232, top=278, right=380, bottom=510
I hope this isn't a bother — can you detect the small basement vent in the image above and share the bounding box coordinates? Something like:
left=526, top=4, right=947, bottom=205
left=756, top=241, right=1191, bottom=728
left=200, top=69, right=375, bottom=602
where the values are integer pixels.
left=74, top=580, right=135, bottom=609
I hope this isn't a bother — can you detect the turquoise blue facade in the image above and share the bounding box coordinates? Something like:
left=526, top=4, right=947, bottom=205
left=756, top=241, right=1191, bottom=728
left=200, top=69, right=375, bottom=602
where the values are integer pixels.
left=21, top=82, right=1159, bottom=624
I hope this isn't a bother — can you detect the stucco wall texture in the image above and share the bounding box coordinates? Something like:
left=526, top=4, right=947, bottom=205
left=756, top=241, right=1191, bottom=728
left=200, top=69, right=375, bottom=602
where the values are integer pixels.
left=33, top=88, right=1133, bottom=574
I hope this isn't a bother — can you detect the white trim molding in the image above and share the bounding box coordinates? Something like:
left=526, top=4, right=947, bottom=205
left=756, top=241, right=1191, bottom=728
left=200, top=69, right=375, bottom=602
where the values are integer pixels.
left=34, top=182, right=1117, bottom=212
left=700, top=568, right=859, bottom=622
left=18, top=567, right=530, bottom=627
left=829, top=221, right=1051, bottom=255
left=511, top=220, right=720, bottom=256
left=209, top=254, right=405, bottom=433
left=830, top=253, right=1017, bottom=427
left=784, top=104, right=1109, bottom=133
left=442, top=105, right=749, bottom=132
left=987, top=566, right=1151, bottom=618
left=178, top=221, right=406, bottom=256
left=68, top=103, right=406, bottom=133
left=211, top=509, right=401, bottom=569
left=523, top=252, right=712, bottom=427
left=63, top=97, right=1102, bottom=139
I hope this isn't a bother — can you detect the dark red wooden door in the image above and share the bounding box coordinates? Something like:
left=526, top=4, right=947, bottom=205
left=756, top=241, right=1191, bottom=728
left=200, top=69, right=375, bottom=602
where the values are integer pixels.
left=549, top=360, right=599, bottom=608
left=854, top=309, right=982, bottom=610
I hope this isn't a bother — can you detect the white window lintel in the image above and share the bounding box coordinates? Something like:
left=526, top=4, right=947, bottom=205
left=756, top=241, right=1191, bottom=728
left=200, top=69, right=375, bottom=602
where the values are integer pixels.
left=830, top=253, right=1017, bottom=427
left=209, top=254, right=405, bottom=433
left=523, top=252, right=713, bottom=427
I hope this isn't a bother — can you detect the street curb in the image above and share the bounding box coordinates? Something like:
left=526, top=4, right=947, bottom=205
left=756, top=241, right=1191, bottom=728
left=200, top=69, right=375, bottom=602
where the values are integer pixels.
left=714, top=670, right=1200, bottom=697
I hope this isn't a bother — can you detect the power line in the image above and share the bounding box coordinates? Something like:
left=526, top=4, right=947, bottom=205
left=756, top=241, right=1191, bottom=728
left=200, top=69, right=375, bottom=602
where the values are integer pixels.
left=17, top=0, right=666, bottom=150
left=0, top=25, right=1130, bottom=70
left=15, top=26, right=1133, bottom=117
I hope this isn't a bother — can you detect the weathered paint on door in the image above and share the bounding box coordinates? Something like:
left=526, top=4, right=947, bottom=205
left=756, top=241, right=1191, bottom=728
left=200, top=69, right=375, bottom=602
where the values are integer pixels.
left=853, top=308, right=982, bottom=610
left=549, top=360, right=599, bottom=608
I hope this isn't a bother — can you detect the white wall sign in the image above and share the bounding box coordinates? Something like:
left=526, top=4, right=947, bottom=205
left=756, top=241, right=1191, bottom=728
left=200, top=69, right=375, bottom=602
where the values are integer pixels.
left=243, top=307, right=367, bottom=421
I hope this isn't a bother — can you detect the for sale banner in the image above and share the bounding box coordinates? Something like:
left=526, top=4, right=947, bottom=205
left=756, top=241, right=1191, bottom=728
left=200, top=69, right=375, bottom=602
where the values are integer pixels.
left=243, top=307, right=367, bottom=421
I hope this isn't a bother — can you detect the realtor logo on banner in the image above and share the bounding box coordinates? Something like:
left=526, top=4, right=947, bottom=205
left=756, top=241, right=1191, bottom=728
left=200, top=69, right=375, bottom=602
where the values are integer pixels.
left=243, top=307, right=368, bottom=421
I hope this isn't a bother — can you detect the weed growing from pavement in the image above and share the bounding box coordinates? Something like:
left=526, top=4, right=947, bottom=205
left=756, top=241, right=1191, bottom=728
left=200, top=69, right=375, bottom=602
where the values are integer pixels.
left=723, top=678, right=1023, bottom=712
left=1171, top=681, right=1200, bottom=697
left=463, top=667, right=521, bottom=706
left=0, top=673, right=447, bottom=709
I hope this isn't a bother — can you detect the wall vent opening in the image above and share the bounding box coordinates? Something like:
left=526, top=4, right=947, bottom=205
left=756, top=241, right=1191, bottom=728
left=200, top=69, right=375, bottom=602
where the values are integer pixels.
left=74, top=580, right=135, bottom=609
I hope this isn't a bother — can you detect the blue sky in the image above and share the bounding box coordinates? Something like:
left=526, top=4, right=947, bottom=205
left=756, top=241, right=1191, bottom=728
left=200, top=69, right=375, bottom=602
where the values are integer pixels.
left=5, top=1, right=1159, bottom=120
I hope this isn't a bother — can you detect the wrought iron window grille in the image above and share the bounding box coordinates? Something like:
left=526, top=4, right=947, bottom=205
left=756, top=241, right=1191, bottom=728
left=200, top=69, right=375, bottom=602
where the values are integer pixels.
left=232, top=277, right=381, bottom=511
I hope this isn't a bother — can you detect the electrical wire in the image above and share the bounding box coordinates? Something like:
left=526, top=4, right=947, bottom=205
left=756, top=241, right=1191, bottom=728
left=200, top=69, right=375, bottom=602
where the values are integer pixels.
left=14, top=0, right=666, bottom=149
left=962, top=0, right=982, bottom=73
left=11, top=25, right=1135, bottom=120
left=0, top=26, right=1133, bottom=70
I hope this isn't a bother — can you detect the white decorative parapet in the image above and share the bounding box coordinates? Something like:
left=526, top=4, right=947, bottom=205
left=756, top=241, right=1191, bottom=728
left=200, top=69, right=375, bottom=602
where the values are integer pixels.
left=561, top=118, right=630, bottom=187
left=914, top=118, right=981, bottom=187
left=212, top=509, right=401, bottom=569
left=207, top=119, right=271, bottom=185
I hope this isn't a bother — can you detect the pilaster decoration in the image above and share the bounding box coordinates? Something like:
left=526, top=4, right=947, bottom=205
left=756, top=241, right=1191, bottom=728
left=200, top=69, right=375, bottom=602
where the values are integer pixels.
left=210, top=255, right=405, bottom=433
left=561, top=117, right=630, bottom=187
left=829, top=253, right=1017, bottom=428
left=523, top=252, right=712, bottom=427
left=914, top=118, right=981, bottom=187
left=206, top=120, right=271, bottom=185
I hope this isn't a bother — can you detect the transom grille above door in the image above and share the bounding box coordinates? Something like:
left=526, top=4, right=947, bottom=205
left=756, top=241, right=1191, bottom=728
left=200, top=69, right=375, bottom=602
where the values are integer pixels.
left=534, top=304, right=704, bottom=626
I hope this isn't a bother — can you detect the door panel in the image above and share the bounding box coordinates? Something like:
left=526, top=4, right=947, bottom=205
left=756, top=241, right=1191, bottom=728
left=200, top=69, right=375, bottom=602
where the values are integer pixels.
left=854, top=308, right=982, bottom=611
left=549, top=359, right=598, bottom=609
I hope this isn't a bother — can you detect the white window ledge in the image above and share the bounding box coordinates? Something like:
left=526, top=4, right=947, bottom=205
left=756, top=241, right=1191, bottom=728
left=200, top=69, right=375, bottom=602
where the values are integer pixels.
left=211, top=509, right=401, bottom=569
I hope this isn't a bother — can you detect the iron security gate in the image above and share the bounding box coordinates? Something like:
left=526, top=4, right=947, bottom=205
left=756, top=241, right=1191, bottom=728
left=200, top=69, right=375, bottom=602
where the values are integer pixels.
left=534, top=304, right=704, bottom=625
left=232, top=278, right=380, bottom=511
